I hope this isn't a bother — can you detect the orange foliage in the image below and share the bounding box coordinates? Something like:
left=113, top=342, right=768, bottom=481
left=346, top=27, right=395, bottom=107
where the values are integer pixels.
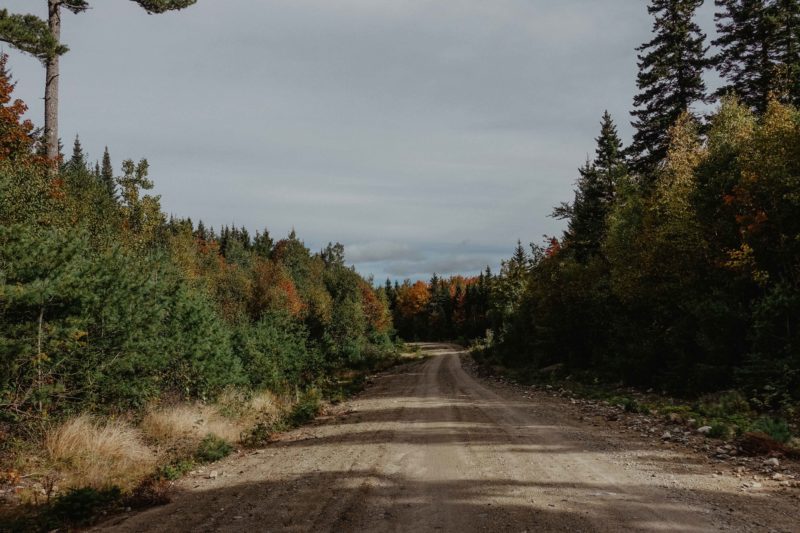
left=360, top=281, right=390, bottom=333
left=0, top=54, right=42, bottom=163
left=250, top=258, right=305, bottom=318
left=395, top=281, right=430, bottom=321
left=545, top=237, right=561, bottom=257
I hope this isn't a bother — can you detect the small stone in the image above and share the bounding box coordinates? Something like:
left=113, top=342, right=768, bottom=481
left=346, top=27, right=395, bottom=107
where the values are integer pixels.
left=772, top=473, right=784, bottom=481
left=208, top=470, right=219, bottom=479
left=661, top=431, right=672, bottom=440
left=763, top=458, right=780, bottom=467
left=697, top=426, right=712, bottom=435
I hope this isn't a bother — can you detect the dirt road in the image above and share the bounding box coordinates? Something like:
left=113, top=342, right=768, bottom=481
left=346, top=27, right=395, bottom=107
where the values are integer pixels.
left=99, top=344, right=799, bottom=532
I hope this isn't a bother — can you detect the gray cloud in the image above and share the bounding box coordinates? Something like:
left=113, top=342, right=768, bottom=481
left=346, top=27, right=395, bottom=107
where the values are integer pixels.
left=4, top=0, right=720, bottom=281
left=345, top=241, right=423, bottom=264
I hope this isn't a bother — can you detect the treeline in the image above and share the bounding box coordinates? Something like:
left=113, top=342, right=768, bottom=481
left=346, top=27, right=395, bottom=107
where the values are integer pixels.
left=385, top=274, right=492, bottom=341
left=0, top=54, right=395, bottom=421
left=392, top=0, right=800, bottom=411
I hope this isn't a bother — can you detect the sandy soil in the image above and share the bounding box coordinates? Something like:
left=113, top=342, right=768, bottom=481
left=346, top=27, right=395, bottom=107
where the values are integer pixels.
left=96, top=344, right=799, bottom=532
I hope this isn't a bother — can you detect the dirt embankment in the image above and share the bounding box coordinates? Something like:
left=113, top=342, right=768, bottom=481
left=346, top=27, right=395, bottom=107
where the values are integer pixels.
left=96, top=344, right=800, bottom=532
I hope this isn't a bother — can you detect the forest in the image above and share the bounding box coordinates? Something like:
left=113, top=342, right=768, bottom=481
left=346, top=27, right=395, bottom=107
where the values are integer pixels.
left=387, top=0, right=800, bottom=420
left=0, top=12, right=395, bottom=514
left=1, top=0, right=800, bottom=529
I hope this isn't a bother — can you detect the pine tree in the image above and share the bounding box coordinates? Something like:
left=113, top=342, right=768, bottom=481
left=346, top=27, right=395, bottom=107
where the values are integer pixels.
left=554, top=112, right=626, bottom=260
left=511, top=240, right=528, bottom=274
left=99, top=146, right=116, bottom=198
left=771, top=0, right=800, bottom=106
left=195, top=219, right=207, bottom=241
left=594, top=111, right=626, bottom=187
left=713, top=0, right=776, bottom=112
left=0, top=1, right=197, bottom=160
left=253, top=228, right=273, bottom=258
left=630, top=0, right=709, bottom=177
left=66, top=134, right=85, bottom=171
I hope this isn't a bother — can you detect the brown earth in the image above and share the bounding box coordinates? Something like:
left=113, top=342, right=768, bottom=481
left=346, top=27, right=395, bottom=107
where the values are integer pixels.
left=96, top=343, right=800, bottom=532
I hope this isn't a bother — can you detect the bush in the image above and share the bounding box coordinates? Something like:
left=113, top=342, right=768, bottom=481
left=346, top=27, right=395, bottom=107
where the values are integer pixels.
left=708, top=423, right=732, bottom=440
left=696, top=391, right=752, bottom=419
left=195, top=434, right=233, bottom=463
left=158, top=459, right=195, bottom=481
left=0, top=226, right=243, bottom=415
left=750, top=417, right=792, bottom=444
left=288, top=389, right=321, bottom=427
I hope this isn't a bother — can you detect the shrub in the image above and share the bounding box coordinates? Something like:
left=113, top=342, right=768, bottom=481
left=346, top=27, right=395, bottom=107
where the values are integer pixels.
left=620, top=397, right=641, bottom=413
left=696, top=391, right=752, bottom=419
left=158, top=458, right=195, bottom=481
left=288, top=389, right=321, bottom=427
left=0, top=226, right=243, bottom=415
left=751, top=417, right=792, bottom=444
left=195, top=434, right=233, bottom=463
left=708, top=423, right=732, bottom=440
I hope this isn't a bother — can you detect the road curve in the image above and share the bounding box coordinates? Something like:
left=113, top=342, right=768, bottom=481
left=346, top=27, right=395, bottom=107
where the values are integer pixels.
left=98, top=344, right=798, bottom=532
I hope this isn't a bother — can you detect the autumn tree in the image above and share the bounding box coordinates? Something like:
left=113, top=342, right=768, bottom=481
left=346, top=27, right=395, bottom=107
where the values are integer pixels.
left=0, top=54, right=39, bottom=162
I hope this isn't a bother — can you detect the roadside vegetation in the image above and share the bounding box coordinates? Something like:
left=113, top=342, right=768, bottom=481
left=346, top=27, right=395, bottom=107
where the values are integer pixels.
left=0, top=51, right=398, bottom=529
left=387, top=0, right=800, bottom=454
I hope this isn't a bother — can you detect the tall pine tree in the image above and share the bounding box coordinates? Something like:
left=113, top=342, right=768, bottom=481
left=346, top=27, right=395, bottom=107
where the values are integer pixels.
left=713, top=0, right=800, bottom=111
left=771, top=0, right=800, bottom=106
left=100, top=146, right=115, bottom=198
left=629, top=0, right=709, bottom=178
left=554, top=112, right=626, bottom=261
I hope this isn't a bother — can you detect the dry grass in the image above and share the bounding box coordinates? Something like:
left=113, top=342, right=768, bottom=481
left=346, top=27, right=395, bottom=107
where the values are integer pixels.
left=140, top=392, right=284, bottom=454
left=45, top=415, right=157, bottom=491
left=226, top=390, right=285, bottom=428
left=140, top=404, right=238, bottom=454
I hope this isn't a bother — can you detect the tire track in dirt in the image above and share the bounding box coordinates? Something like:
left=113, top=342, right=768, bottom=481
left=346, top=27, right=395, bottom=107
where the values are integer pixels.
left=97, top=344, right=799, bottom=532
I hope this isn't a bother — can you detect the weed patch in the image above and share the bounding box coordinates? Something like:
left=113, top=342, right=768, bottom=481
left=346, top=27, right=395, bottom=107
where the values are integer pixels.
left=195, top=434, right=233, bottom=463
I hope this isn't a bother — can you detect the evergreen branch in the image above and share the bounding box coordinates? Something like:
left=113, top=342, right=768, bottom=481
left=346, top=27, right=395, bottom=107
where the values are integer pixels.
left=132, top=0, right=198, bottom=14
left=0, top=9, right=67, bottom=61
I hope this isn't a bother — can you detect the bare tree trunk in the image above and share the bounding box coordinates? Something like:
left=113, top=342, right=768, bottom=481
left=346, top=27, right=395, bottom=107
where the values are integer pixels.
left=45, top=0, right=61, bottom=162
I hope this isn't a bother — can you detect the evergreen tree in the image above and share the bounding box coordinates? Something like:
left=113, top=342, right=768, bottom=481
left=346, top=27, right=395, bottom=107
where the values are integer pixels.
left=553, top=112, right=626, bottom=260
left=65, top=133, right=85, bottom=171
left=629, top=0, right=709, bottom=177
left=0, top=1, right=197, bottom=160
left=713, top=0, right=777, bottom=112
left=253, top=228, right=273, bottom=258
left=771, top=0, right=800, bottom=106
left=100, top=145, right=115, bottom=198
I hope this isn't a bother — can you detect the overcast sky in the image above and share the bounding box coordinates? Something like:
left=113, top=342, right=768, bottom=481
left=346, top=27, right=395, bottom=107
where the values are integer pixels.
left=3, top=0, right=717, bottom=281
